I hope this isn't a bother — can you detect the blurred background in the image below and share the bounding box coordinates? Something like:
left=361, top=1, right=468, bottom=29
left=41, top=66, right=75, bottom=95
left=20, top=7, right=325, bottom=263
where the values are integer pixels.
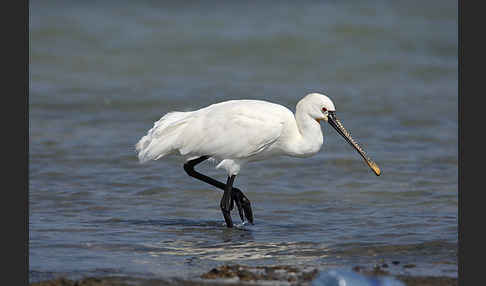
left=29, top=0, right=457, bottom=283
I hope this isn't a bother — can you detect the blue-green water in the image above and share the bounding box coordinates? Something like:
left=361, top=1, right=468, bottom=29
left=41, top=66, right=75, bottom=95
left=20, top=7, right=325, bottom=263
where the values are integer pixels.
left=29, top=0, right=458, bottom=282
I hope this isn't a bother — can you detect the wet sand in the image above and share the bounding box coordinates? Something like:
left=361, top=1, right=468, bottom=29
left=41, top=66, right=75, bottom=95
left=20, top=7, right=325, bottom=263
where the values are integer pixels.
left=30, top=264, right=457, bottom=286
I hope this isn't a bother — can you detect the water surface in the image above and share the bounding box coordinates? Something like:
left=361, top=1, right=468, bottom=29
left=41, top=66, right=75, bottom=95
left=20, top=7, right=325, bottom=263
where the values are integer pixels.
left=29, top=0, right=458, bottom=282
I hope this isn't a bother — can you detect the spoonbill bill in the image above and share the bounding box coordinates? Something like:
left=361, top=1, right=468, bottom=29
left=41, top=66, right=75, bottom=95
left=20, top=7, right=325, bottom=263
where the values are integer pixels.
left=135, top=92, right=380, bottom=227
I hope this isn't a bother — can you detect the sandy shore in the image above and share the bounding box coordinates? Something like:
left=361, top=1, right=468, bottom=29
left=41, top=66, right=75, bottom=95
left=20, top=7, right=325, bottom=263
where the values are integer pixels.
left=30, top=264, right=457, bottom=286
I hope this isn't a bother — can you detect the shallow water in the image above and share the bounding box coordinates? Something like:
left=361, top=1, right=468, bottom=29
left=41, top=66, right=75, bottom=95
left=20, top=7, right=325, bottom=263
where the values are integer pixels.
left=29, top=0, right=458, bottom=283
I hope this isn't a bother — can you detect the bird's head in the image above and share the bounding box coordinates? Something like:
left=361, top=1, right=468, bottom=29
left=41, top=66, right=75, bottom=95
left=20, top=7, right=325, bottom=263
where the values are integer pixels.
left=300, top=92, right=336, bottom=122
left=302, top=92, right=381, bottom=176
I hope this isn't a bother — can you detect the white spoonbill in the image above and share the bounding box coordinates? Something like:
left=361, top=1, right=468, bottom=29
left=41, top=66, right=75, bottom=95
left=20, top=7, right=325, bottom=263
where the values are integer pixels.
left=135, top=92, right=380, bottom=227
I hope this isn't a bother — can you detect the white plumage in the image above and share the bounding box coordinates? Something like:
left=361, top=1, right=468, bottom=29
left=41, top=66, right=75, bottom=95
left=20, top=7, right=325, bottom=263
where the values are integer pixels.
left=136, top=92, right=380, bottom=227
left=135, top=92, right=380, bottom=177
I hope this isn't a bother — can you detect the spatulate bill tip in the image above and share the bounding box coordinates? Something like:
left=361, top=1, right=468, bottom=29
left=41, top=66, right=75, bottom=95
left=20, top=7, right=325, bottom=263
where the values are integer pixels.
left=370, top=161, right=381, bottom=176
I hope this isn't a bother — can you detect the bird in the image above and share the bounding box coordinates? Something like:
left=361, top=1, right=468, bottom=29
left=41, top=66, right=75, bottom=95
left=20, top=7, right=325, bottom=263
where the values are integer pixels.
left=135, top=92, right=381, bottom=228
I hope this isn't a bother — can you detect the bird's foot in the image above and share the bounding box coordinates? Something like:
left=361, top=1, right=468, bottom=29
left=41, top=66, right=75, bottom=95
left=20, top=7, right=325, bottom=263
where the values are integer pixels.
left=220, top=192, right=233, bottom=228
left=230, top=188, right=254, bottom=225
left=221, top=209, right=233, bottom=228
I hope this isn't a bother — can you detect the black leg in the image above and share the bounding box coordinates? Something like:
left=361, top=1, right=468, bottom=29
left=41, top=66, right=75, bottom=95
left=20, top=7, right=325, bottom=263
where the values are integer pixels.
left=220, top=175, right=235, bottom=228
left=183, top=156, right=254, bottom=224
left=183, top=156, right=225, bottom=189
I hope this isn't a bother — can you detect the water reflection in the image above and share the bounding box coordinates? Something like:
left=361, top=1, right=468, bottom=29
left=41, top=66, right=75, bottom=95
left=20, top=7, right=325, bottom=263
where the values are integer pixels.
left=144, top=240, right=331, bottom=262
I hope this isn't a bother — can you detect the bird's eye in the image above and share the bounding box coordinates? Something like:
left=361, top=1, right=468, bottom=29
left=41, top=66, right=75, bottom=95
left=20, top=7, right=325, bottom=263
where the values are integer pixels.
left=322, top=107, right=327, bottom=112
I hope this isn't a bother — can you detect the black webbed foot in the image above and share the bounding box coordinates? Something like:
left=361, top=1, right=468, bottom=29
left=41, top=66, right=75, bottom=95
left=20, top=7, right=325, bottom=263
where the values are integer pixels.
left=230, top=187, right=254, bottom=224
left=183, top=158, right=252, bottom=228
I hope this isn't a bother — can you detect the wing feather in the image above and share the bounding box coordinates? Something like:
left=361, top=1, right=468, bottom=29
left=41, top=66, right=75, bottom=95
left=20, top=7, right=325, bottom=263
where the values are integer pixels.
left=176, top=100, right=289, bottom=159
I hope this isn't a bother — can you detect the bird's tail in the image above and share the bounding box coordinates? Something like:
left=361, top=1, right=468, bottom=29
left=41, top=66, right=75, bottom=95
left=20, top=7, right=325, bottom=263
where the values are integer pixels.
left=135, top=111, right=192, bottom=163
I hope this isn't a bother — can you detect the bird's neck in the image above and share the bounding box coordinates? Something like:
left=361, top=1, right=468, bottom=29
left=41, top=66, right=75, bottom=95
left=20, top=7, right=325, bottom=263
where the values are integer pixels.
left=290, top=105, right=324, bottom=157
